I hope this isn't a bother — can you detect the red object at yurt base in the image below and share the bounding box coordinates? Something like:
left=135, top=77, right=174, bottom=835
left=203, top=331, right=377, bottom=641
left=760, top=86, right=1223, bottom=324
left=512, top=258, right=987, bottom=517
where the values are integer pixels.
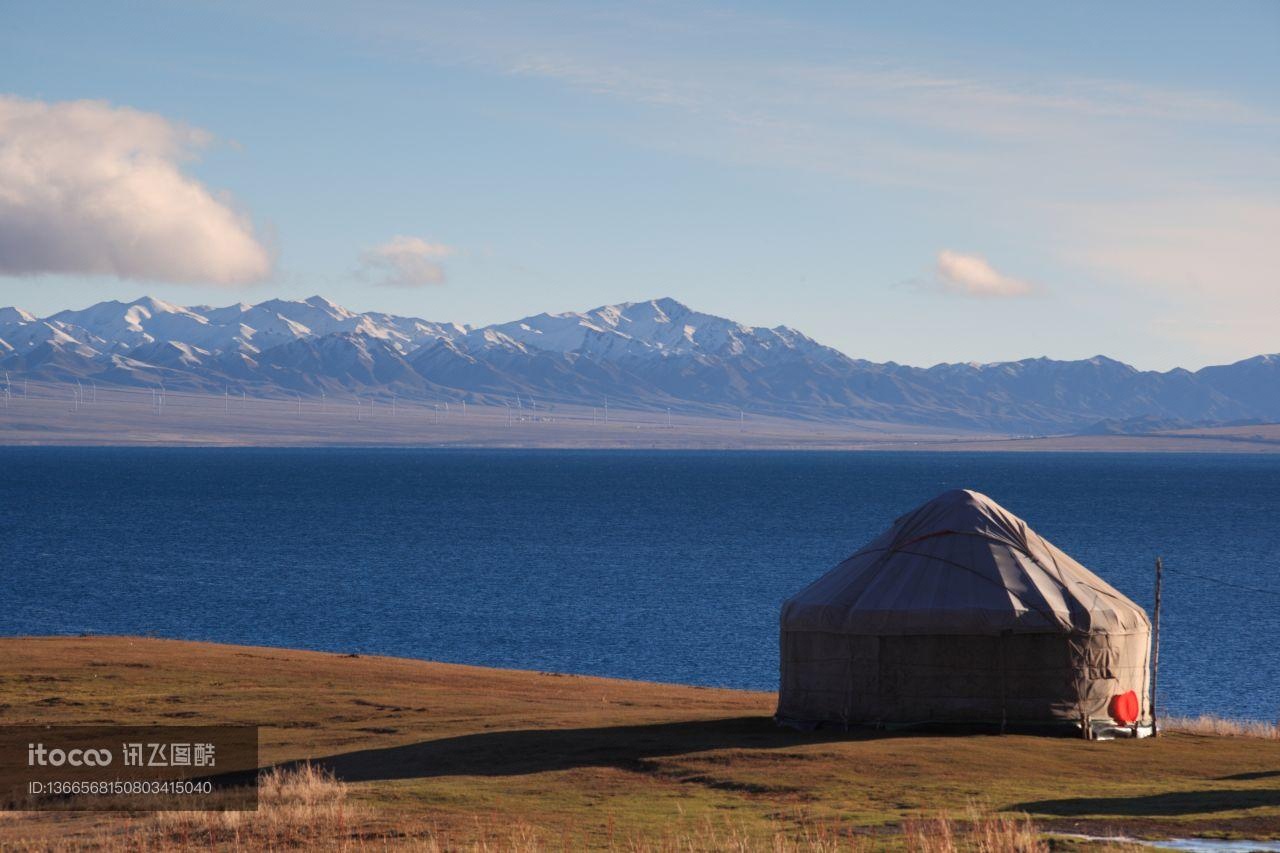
left=1109, top=690, right=1140, bottom=725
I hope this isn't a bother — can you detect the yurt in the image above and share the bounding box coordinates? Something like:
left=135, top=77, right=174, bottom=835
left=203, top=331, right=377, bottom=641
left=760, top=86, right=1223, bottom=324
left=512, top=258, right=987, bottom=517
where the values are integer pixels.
left=777, top=489, right=1151, bottom=733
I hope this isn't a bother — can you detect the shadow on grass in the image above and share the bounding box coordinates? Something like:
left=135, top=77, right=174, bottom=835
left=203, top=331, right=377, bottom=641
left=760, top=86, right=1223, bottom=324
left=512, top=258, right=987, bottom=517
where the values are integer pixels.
left=294, top=716, right=883, bottom=783
left=1014, top=789, right=1280, bottom=817
left=1218, top=770, right=1280, bottom=782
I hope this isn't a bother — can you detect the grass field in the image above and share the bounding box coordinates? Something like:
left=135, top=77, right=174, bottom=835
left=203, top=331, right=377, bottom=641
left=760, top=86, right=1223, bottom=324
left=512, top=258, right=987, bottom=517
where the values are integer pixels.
left=0, top=637, right=1277, bottom=850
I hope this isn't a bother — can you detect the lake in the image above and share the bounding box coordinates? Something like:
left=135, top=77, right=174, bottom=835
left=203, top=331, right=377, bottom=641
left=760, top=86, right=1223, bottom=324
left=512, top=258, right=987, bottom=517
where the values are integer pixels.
left=1, top=448, right=1276, bottom=720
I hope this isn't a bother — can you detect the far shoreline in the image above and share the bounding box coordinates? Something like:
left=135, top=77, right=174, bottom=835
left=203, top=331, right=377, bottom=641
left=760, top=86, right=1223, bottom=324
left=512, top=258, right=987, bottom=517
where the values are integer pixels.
left=2, top=439, right=1279, bottom=453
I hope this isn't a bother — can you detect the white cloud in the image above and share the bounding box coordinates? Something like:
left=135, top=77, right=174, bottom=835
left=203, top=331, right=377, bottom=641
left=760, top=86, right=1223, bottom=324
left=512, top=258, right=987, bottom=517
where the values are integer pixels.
left=934, top=250, right=1033, bottom=298
left=358, top=236, right=453, bottom=287
left=0, top=95, right=271, bottom=285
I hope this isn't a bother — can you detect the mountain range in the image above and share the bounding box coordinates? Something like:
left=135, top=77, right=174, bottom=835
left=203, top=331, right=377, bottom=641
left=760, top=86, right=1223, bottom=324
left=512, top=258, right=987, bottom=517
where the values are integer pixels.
left=2, top=295, right=1277, bottom=434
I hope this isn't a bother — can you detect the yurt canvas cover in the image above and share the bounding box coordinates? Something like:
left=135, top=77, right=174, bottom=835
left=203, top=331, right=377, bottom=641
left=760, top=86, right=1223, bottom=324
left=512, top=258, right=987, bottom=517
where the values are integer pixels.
left=778, top=489, right=1151, bottom=728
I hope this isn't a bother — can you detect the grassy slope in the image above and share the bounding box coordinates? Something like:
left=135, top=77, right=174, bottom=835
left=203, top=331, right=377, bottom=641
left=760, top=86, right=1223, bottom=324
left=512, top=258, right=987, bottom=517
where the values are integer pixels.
left=1, top=637, right=1277, bottom=848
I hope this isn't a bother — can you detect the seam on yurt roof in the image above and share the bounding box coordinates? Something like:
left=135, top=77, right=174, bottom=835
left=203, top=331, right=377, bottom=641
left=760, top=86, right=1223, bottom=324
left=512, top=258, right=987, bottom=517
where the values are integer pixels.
left=885, top=548, right=1067, bottom=629
left=895, top=529, right=1022, bottom=552
left=854, top=530, right=1073, bottom=628
left=1074, top=579, right=1142, bottom=618
left=1001, top=527, right=1116, bottom=626
left=1031, top=531, right=1077, bottom=595
left=1030, top=530, right=1138, bottom=619
left=829, top=543, right=905, bottom=612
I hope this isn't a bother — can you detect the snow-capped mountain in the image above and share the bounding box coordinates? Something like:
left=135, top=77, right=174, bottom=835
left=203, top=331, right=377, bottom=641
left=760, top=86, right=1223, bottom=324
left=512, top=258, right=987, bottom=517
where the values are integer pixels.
left=472, top=296, right=838, bottom=364
left=26, top=294, right=468, bottom=360
left=0, top=307, right=36, bottom=325
left=2, top=294, right=1277, bottom=433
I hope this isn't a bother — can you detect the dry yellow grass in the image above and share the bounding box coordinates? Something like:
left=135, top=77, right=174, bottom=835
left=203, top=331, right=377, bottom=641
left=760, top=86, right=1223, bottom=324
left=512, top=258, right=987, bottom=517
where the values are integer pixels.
left=1164, top=715, right=1279, bottom=739
left=144, top=763, right=367, bottom=848
left=903, top=808, right=1045, bottom=853
left=1, top=637, right=1278, bottom=850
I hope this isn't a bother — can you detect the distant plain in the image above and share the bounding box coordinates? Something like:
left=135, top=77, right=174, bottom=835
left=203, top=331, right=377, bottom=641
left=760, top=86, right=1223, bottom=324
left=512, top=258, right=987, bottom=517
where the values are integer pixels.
left=3, top=381, right=1279, bottom=452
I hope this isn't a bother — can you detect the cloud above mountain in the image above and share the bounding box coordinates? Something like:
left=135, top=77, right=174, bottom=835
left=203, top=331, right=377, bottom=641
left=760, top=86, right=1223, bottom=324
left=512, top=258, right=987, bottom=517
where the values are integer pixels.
left=935, top=251, right=1033, bottom=298
left=0, top=95, right=271, bottom=285
left=357, top=236, right=453, bottom=286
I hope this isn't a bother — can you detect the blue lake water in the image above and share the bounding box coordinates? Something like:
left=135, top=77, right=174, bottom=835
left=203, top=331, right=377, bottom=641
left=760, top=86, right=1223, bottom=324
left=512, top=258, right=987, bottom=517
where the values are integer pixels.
left=1, top=448, right=1276, bottom=719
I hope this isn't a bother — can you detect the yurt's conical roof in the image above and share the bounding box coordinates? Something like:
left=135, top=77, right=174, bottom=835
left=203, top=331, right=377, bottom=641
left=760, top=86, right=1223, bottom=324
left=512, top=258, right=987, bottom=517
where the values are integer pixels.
left=781, top=489, right=1149, bottom=636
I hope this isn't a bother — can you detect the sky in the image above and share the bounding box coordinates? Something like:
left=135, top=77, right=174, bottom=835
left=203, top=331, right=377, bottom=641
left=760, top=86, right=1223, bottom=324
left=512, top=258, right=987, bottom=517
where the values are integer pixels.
left=1, top=1, right=1277, bottom=369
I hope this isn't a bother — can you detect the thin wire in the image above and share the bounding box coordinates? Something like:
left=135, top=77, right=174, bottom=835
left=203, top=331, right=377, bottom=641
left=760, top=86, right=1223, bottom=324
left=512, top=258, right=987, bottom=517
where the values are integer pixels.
left=1166, top=566, right=1280, bottom=599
